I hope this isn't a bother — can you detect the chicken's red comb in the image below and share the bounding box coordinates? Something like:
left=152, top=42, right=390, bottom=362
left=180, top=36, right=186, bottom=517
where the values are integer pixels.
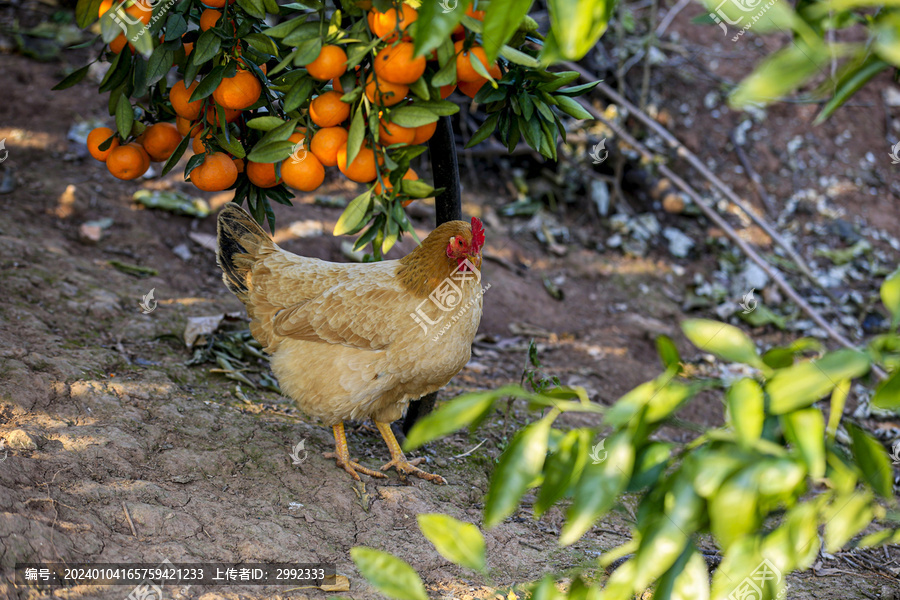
left=471, top=217, right=485, bottom=251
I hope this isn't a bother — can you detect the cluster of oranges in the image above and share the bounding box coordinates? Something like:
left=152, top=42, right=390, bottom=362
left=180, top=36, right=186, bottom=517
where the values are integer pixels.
left=91, top=0, right=502, bottom=199
left=87, top=123, right=182, bottom=180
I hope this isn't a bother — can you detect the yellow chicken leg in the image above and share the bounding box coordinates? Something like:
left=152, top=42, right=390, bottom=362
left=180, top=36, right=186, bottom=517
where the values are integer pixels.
left=375, top=421, right=447, bottom=484
left=324, top=422, right=386, bottom=481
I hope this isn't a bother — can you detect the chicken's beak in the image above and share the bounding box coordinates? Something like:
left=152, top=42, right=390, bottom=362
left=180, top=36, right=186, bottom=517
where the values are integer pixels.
left=466, top=252, right=483, bottom=272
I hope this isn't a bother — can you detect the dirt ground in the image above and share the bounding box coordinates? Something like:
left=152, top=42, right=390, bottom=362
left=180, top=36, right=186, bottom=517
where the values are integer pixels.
left=1, top=0, right=900, bottom=598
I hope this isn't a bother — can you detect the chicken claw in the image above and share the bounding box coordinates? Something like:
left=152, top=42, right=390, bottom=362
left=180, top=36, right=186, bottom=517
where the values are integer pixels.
left=375, top=421, right=447, bottom=485
left=326, top=423, right=386, bottom=481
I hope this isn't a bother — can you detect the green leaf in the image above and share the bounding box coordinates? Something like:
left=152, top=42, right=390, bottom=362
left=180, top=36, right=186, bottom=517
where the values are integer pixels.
left=53, top=64, right=92, bottom=91
left=872, top=369, right=900, bottom=410
left=291, top=37, right=323, bottom=67
left=403, top=386, right=512, bottom=449
left=709, top=467, right=758, bottom=549
left=482, top=0, right=534, bottom=62
left=559, top=431, right=634, bottom=545
left=236, top=0, right=266, bottom=19
left=681, top=319, right=764, bottom=369
left=76, top=0, right=103, bottom=28
left=115, top=94, right=134, bottom=139
left=413, top=0, right=467, bottom=58
left=345, top=107, right=366, bottom=170
left=541, top=0, right=612, bottom=62
left=484, top=412, right=555, bottom=528
left=146, top=45, right=175, bottom=87
left=827, top=379, right=850, bottom=441
left=875, top=13, right=900, bottom=67
left=282, top=76, right=314, bottom=112
left=847, top=423, right=894, bottom=498
left=246, top=140, right=296, bottom=163
left=417, top=514, right=485, bottom=572
left=781, top=408, right=825, bottom=479
left=246, top=116, right=287, bottom=131
left=349, top=547, right=427, bottom=600
left=554, top=95, right=593, bottom=120
left=825, top=492, right=874, bottom=553
left=730, top=42, right=830, bottom=109
left=431, top=55, right=457, bottom=87
left=881, top=267, right=900, bottom=328
left=535, top=429, right=590, bottom=516
left=400, top=179, right=436, bottom=198
left=192, top=30, right=221, bottom=66
left=654, top=546, right=710, bottom=600
left=767, top=350, right=870, bottom=414
left=655, top=335, right=681, bottom=371
left=727, top=378, right=764, bottom=447
left=191, top=66, right=226, bottom=101
left=333, top=190, right=372, bottom=237
left=160, top=132, right=191, bottom=177
left=390, top=106, right=441, bottom=128
left=215, top=133, right=246, bottom=159
left=814, top=57, right=889, bottom=124
left=464, top=112, right=499, bottom=148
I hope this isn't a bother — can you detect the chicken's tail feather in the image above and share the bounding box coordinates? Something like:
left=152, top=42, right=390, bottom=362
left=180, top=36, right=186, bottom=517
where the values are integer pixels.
left=216, top=203, right=272, bottom=297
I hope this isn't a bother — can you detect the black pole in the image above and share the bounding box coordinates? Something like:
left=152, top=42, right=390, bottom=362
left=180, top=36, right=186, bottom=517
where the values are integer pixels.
left=401, top=115, right=462, bottom=436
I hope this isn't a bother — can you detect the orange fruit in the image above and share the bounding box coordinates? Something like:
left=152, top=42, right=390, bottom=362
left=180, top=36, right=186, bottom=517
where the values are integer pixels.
left=199, top=8, right=222, bottom=31
left=98, top=0, right=113, bottom=17
left=465, top=3, right=486, bottom=19
left=288, top=128, right=308, bottom=144
left=206, top=104, right=242, bottom=124
left=378, top=119, right=416, bottom=146
left=106, top=143, right=150, bottom=180
left=440, top=84, right=456, bottom=99
left=310, top=126, right=349, bottom=167
left=191, top=152, right=238, bottom=191
left=183, top=40, right=194, bottom=56
left=458, top=77, right=487, bottom=98
left=176, top=116, right=196, bottom=136
left=373, top=42, right=425, bottom=85
left=87, top=127, right=119, bottom=162
left=109, top=34, right=129, bottom=54
left=281, top=153, right=325, bottom=192
left=307, top=45, right=348, bottom=81
left=336, top=143, right=382, bottom=183
left=202, top=0, right=233, bottom=7
left=233, top=157, right=245, bottom=173
left=309, top=91, right=351, bottom=127
left=125, top=3, right=152, bottom=25
left=141, top=122, right=182, bottom=162
left=246, top=161, right=282, bottom=188
left=412, top=121, right=437, bottom=144
left=374, top=167, right=418, bottom=194
left=371, top=5, right=417, bottom=41
left=192, top=134, right=212, bottom=154
left=454, top=41, right=490, bottom=82
left=171, top=80, right=203, bottom=120
left=364, top=73, right=408, bottom=107
left=213, top=69, right=261, bottom=110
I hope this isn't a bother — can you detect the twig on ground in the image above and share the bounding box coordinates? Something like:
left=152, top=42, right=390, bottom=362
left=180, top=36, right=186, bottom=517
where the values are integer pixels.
left=562, top=62, right=825, bottom=294
left=729, top=128, right=779, bottom=218
left=122, top=502, right=138, bottom=537
left=655, top=0, right=692, bottom=37
left=573, top=95, right=887, bottom=380
left=452, top=439, right=487, bottom=459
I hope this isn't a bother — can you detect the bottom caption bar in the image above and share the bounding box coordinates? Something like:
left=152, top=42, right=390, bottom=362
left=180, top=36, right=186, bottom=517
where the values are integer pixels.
left=15, top=563, right=336, bottom=587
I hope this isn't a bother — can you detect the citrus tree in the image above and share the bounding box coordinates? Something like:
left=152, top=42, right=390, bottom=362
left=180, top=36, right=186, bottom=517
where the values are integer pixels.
left=61, top=0, right=609, bottom=255
left=348, top=272, right=900, bottom=599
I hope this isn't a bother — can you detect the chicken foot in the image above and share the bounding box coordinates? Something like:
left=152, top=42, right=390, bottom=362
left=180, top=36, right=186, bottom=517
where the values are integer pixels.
left=324, top=422, right=386, bottom=481
left=375, top=421, right=447, bottom=485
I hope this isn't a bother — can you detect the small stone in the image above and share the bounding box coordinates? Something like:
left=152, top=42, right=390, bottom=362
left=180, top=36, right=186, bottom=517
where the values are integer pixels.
left=662, top=193, right=685, bottom=214
left=663, top=227, right=694, bottom=258
left=79, top=224, right=103, bottom=244
left=172, top=243, right=192, bottom=261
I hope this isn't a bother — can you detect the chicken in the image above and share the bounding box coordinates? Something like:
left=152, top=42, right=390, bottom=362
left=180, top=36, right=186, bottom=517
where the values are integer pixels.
left=216, top=204, right=485, bottom=483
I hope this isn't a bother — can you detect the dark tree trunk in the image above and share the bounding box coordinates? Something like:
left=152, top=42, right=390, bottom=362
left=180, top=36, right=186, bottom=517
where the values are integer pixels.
left=401, top=116, right=461, bottom=436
